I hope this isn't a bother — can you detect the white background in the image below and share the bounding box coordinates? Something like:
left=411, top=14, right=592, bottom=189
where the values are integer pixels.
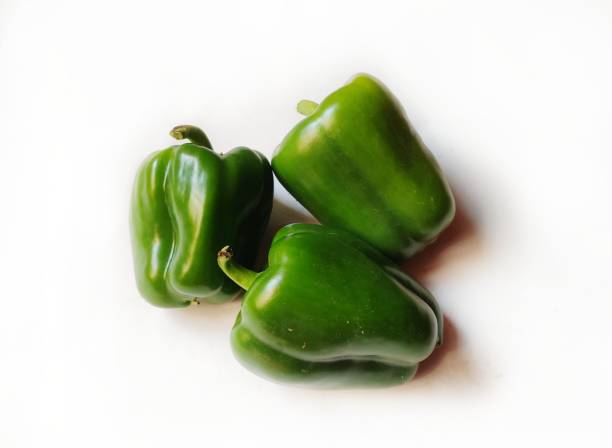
left=1, top=0, right=611, bottom=446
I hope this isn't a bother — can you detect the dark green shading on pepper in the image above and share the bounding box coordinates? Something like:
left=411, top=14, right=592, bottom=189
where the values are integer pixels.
left=218, top=224, right=442, bottom=388
left=130, top=125, right=273, bottom=307
left=272, top=74, right=455, bottom=258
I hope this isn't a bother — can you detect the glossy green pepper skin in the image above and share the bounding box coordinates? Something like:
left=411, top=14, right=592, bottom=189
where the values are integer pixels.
left=130, top=125, right=273, bottom=308
left=272, top=74, right=455, bottom=258
left=218, top=224, right=442, bottom=388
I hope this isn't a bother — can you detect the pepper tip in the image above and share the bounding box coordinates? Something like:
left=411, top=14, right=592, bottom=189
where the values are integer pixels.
left=169, top=126, right=186, bottom=140
left=217, top=246, right=233, bottom=260
left=296, top=100, right=319, bottom=116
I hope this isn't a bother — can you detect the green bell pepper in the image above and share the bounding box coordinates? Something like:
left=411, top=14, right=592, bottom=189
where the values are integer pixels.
left=218, top=224, right=442, bottom=388
left=272, top=74, right=455, bottom=258
left=130, top=125, right=273, bottom=308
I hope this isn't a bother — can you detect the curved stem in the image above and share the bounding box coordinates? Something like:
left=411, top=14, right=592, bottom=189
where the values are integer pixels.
left=169, top=125, right=212, bottom=148
left=296, top=100, right=319, bottom=116
left=217, top=246, right=259, bottom=290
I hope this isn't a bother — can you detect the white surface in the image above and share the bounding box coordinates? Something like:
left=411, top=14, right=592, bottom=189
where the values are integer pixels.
left=1, top=0, right=611, bottom=446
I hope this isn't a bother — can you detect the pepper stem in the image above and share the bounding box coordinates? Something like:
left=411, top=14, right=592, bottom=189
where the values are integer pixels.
left=296, top=100, right=319, bottom=116
left=217, top=246, right=258, bottom=291
left=170, top=125, right=212, bottom=148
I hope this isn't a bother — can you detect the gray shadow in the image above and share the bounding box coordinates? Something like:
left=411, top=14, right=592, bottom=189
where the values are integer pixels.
left=401, top=189, right=480, bottom=281
left=167, top=296, right=241, bottom=336
left=411, top=317, right=476, bottom=386
left=401, top=185, right=482, bottom=386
